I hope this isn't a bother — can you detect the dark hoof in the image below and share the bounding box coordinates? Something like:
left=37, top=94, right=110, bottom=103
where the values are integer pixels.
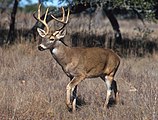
left=103, top=105, right=109, bottom=110
left=66, top=104, right=73, bottom=112
left=68, top=107, right=73, bottom=112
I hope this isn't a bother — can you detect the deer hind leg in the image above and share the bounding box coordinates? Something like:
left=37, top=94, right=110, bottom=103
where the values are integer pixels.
left=104, top=75, right=113, bottom=108
left=66, top=76, right=85, bottom=112
left=111, top=80, right=119, bottom=104
left=103, top=75, right=119, bottom=108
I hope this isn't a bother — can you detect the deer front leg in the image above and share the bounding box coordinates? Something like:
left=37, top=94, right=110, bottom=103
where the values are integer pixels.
left=72, top=85, right=77, bottom=111
left=68, top=76, right=77, bottom=111
left=66, top=76, right=85, bottom=112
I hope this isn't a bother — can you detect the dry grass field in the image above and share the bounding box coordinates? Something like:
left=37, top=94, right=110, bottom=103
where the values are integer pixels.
left=0, top=42, right=157, bottom=120
left=0, top=7, right=158, bottom=120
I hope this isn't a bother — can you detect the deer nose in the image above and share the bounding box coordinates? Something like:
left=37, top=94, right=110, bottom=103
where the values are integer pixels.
left=38, top=45, right=45, bottom=51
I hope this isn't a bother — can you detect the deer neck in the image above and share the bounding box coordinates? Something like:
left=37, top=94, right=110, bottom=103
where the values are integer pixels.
left=50, top=40, right=71, bottom=66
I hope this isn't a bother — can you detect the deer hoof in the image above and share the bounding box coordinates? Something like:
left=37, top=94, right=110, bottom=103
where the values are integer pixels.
left=66, top=103, right=73, bottom=112
left=103, top=103, right=110, bottom=110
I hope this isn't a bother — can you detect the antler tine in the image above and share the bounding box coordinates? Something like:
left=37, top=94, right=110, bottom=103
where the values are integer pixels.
left=43, top=7, right=49, bottom=22
left=34, top=4, right=50, bottom=34
left=61, top=7, right=65, bottom=22
left=51, top=7, right=70, bottom=31
left=65, top=8, right=70, bottom=23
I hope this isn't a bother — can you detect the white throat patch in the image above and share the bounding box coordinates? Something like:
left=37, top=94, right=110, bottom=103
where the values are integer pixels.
left=52, top=41, right=62, bottom=54
left=52, top=48, right=58, bottom=54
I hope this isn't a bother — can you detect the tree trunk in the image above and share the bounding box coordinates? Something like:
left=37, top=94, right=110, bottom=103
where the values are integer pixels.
left=7, top=0, right=19, bottom=44
left=103, top=8, right=122, bottom=45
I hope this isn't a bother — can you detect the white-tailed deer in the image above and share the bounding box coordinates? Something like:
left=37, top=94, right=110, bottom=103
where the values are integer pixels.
left=34, top=4, right=120, bottom=112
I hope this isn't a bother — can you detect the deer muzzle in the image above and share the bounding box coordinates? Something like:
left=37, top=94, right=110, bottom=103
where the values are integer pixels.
left=38, top=44, right=46, bottom=51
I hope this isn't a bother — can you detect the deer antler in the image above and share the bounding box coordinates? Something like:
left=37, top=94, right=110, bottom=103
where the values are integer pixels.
left=51, top=7, right=70, bottom=31
left=33, top=4, right=49, bottom=35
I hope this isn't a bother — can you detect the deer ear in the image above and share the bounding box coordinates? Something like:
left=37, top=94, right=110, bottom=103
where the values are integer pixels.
left=37, top=28, right=46, bottom=37
left=56, top=29, right=66, bottom=39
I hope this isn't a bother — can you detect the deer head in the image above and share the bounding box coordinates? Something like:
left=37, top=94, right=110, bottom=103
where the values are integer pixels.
left=33, top=4, right=70, bottom=51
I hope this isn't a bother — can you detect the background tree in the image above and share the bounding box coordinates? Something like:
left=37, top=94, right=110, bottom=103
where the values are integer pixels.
left=30, top=0, right=157, bottom=47
left=0, top=0, right=13, bottom=13
left=6, top=0, right=20, bottom=44
left=59, top=0, right=157, bottom=19
left=3, top=0, right=158, bottom=45
left=4, top=0, right=34, bottom=44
